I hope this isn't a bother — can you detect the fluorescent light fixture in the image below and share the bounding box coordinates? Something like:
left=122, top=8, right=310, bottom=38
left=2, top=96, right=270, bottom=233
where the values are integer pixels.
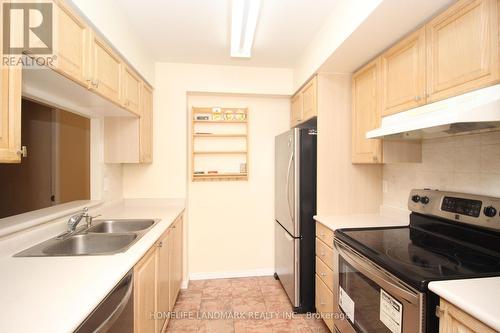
left=231, top=0, right=261, bottom=58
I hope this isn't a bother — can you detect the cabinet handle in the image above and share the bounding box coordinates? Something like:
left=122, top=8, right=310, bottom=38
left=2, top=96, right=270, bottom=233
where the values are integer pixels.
left=320, top=272, right=327, bottom=277
left=320, top=233, right=325, bottom=237
left=157, top=241, right=163, bottom=248
left=320, top=252, right=325, bottom=257
left=17, top=146, right=28, bottom=158
left=320, top=300, right=326, bottom=305
left=435, top=306, right=444, bottom=318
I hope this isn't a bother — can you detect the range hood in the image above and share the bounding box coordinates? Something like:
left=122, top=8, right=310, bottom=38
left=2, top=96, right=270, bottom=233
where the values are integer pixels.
left=367, top=84, right=500, bottom=140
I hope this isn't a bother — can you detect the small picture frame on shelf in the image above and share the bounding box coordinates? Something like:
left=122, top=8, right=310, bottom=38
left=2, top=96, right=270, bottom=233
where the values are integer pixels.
left=212, top=107, right=223, bottom=121
left=224, top=110, right=235, bottom=121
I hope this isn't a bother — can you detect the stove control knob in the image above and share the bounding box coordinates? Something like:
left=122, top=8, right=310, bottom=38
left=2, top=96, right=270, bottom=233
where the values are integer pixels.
left=411, top=195, right=421, bottom=203
left=483, top=206, right=497, bottom=218
left=420, top=196, right=430, bottom=205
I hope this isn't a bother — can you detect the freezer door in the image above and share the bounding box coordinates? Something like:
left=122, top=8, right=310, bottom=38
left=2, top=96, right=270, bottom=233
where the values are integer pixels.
left=275, top=129, right=299, bottom=236
left=274, top=221, right=299, bottom=308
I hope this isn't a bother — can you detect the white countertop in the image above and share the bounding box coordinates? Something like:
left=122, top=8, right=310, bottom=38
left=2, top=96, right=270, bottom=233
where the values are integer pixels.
left=0, top=198, right=185, bottom=333
left=314, top=206, right=410, bottom=231
left=429, top=277, right=500, bottom=331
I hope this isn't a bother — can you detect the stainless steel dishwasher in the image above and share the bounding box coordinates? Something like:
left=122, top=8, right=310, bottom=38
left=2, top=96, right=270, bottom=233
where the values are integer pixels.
left=75, top=270, right=134, bottom=333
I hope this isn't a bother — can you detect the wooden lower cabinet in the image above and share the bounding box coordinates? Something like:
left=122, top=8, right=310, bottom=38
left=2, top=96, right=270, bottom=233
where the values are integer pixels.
left=315, top=222, right=335, bottom=333
left=157, top=229, right=172, bottom=332
left=315, top=275, right=334, bottom=332
left=438, top=299, right=497, bottom=333
left=134, top=214, right=184, bottom=333
left=134, top=246, right=158, bottom=333
left=169, top=217, right=183, bottom=309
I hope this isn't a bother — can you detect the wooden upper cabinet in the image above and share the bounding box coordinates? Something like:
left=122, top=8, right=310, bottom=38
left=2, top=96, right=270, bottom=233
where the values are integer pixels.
left=426, top=0, right=499, bottom=102
left=0, top=68, right=22, bottom=164
left=290, top=92, right=303, bottom=127
left=89, top=34, right=122, bottom=104
left=302, top=76, right=318, bottom=121
left=53, top=1, right=89, bottom=85
left=134, top=247, right=158, bottom=333
left=290, top=76, right=318, bottom=128
left=140, top=84, right=153, bottom=163
left=352, top=59, right=383, bottom=164
left=380, top=27, right=426, bottom=116
left=123, top=66, right=141, bottom=115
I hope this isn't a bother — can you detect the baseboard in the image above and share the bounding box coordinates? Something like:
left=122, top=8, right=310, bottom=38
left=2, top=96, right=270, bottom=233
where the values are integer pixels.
left=188, top=268, right=275, bottom=281
left=181, top=280, right=189, bottom=290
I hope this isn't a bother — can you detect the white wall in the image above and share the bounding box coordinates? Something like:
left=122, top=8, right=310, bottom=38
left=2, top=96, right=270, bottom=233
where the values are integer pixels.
left=316, top=74, right=382, bottom=216
left=293, top=0, right=382, bottom=90
left=90, top=118, right=123, bottom=202
left=122, top=63, right=294, bottom=199
left=383, top=132, right=500, bottom=210
left=68, top=0, right=155, bottom=84
left=187, top=94, right=290, bottom=278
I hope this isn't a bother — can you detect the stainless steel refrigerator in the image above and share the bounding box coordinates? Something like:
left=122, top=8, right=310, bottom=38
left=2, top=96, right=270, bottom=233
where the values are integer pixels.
left=274, top=128, right=317, bottom=313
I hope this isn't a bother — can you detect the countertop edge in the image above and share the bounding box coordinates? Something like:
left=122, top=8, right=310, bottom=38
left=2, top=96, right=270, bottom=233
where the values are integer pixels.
left=429, top=278, right=500, bottom=332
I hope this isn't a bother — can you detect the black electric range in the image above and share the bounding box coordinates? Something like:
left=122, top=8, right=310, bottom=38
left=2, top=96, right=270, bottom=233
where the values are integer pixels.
left=333, top=189, right=500, bottom=333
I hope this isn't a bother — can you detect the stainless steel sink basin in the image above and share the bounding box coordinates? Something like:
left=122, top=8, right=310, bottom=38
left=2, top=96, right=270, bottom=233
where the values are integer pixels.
left=42, top=234, right=137, bottom=256
left=14, top=218, right=160, bottom=257
left=88, top=219, right=156, bottom=233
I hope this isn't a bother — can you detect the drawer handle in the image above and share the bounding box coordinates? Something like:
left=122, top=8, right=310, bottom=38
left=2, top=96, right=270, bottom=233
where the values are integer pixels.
left=320, top=233, right=326, bottom=237
left=320, top=272, right=327, bottom=277
left=320, top=300, right=326, bottom=305
left=320, top=252, right=325, bottom=256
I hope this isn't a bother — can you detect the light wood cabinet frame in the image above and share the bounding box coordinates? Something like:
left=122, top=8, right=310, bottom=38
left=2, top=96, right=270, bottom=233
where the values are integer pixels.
left=380, top=27, right=427, bottom=116
left=351, top=59, right=383, bottom=164
left=426, top=0, right=499, bottom=102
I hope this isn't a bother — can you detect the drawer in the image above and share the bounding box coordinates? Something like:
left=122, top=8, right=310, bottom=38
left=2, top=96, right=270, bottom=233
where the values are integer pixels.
left=316, top=222, right=334, bottom=249
left=316, top=256, right=334, bottom=290
left=316, top=237, right=334, bottom=270
left=315, top=274, right=334, bottom=332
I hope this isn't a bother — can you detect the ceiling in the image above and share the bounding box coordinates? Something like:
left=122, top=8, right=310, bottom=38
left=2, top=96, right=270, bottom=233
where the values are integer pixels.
left=117, top=0, right=339, bottom=68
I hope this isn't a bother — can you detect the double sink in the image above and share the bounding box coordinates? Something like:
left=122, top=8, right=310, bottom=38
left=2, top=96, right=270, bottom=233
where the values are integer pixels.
left=15, top=219, right=159, bottom=257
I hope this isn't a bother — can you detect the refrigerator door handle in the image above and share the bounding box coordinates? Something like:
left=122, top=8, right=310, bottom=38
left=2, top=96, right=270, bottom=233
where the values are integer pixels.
left=285, top=152, right=294, bottom=223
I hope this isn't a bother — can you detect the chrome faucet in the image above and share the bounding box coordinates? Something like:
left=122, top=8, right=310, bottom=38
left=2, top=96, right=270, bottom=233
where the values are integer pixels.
left=67, top=207, right=89, bottom=233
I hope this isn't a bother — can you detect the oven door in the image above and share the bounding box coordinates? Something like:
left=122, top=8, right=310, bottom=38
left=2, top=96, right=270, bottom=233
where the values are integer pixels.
left=333, top=240, right=425, bottom=333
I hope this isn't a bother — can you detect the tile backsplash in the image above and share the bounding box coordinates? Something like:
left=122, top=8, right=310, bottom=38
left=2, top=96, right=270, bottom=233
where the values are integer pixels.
left=383, top=131, right=500, bottom=210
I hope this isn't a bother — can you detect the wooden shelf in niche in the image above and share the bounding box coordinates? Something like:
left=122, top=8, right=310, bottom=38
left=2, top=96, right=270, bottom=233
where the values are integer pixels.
left=191, top=107, right=249, bottom=182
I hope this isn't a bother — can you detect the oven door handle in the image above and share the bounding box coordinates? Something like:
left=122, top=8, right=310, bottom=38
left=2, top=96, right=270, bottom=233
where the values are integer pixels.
left=335, top=240, right=420, bottom=304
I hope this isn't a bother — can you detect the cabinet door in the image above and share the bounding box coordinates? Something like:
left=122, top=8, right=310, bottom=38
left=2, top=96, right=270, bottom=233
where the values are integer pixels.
left=302, top=77, right=317, bottom=121
left=352, top=59, right=382, bottom=164
left=134, top=247, right=158, bottom=333
left=169, top=217, right=183, bottom=309
left=439, top=299, right=496, bottom=333
left=381, top=27, right=426, bottom=116
left=427, top=0, right=499, bottom=102
left=290, top=93, right=303, bottom=127
left=140, top=84, right=153, bottom=163
left=53, top=1, right=89, bottom=85
left=123, top=66, right=141, bottom=115
left=0, top=67, right=22, bottom=164
left=90, top=34, right=122, bottom=104
left=157, top=231, right=171, bottom=333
